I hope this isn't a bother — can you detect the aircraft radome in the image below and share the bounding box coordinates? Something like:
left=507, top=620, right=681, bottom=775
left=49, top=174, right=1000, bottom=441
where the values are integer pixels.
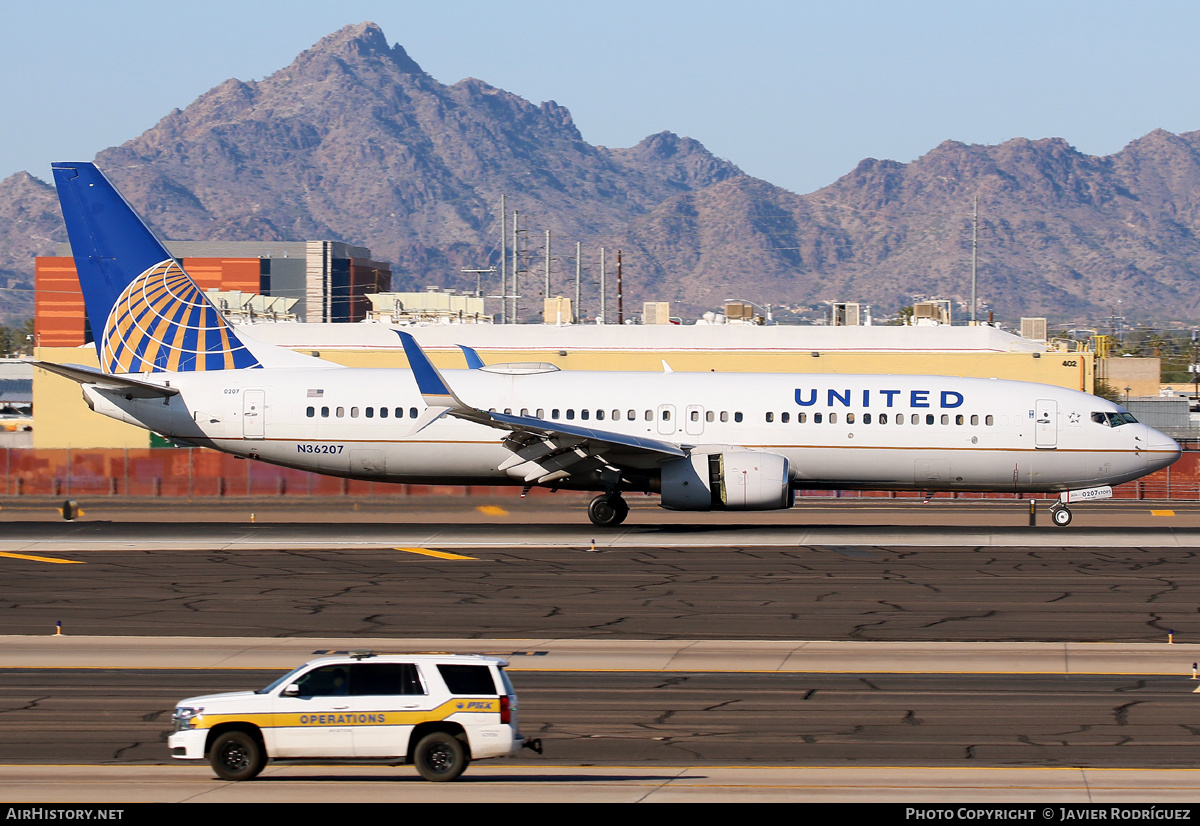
left=40, top=162, right=1181, bottom=527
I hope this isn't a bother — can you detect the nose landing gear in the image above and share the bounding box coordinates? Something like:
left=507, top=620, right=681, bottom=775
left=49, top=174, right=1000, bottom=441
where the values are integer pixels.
left=1050, top=504, right=1073, bottom=527
left=588, top=493, right=629, bottom=527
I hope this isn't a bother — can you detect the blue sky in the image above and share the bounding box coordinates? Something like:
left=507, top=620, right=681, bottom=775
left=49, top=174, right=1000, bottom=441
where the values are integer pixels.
left=4, top=1, right=1199, bottom=194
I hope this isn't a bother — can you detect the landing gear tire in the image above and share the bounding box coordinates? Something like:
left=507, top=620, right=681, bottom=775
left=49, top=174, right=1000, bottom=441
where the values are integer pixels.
left=1051, top=505, right=1073, bottom=527
left=210, top=730, right=266, bottom=781
left=413, top=731, right=469, bottom=782
left=588, top=494, right=629, bottom=527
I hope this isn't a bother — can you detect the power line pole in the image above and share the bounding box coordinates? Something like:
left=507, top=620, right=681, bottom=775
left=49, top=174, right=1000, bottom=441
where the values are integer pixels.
left=599, top=247, right=606, bottom=323
left=617, top=249, right=623, bottom=324
left=970, top=195, right=978, bottom=325
left=511, top=210, right=520, bottom=323
left=575, top=241, right=581, bottom=324
left=544, top=229, right=551, bottom=306
left=499, top=195, right=507, bottom=324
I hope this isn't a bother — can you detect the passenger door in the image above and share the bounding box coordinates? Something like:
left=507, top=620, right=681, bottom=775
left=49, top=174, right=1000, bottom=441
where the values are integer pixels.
left=350, top=662, right=430, bottom=758
left=269, top=664, right=356, bottom=757
left=242, top=389, right=265, bottom=440
left=1035, top=399, right=1058, bottom=449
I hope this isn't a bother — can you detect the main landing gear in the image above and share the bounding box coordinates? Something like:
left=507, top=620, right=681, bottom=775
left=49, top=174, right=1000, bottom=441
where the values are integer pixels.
left=588, top=493, right=629, bottom=527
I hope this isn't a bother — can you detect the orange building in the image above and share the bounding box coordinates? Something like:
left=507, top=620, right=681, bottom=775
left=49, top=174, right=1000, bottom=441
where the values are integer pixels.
left=36, top=241, right=390, bottom=347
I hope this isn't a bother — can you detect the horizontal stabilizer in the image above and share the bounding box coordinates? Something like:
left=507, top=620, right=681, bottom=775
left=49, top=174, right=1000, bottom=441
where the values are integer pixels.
left=35, top=362, right=179, bottom=399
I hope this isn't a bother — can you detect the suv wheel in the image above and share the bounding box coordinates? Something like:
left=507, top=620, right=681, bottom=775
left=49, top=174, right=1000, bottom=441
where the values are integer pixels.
left=210, top=730, right=266, bottom=781
left=414, top=732, right=469, bottom=781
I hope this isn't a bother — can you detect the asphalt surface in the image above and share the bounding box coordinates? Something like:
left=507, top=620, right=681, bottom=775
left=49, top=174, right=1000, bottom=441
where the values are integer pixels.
left=2, top=534, right=1200, bottom=641
left=6, top=499, right=1200, bottom=801
left=5, top=669, right=1200, bottom=769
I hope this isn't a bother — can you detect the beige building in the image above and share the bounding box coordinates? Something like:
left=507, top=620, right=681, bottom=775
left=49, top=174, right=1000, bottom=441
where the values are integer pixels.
left=1100, top=357, right=1161, bottom=398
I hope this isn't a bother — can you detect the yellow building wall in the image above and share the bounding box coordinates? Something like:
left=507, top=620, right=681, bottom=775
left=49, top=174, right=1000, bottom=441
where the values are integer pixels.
left=320, top=347, right=1093, bottom=390
left=33, top=347, right=151, bottom=449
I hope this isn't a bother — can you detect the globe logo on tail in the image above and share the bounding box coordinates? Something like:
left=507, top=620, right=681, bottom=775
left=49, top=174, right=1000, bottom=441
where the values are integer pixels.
left=102, top=260, right=261, bottom=374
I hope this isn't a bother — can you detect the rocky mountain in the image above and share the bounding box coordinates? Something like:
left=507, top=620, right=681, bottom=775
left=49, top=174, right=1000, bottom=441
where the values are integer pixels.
left=6, top=21, right=1200, bottom=326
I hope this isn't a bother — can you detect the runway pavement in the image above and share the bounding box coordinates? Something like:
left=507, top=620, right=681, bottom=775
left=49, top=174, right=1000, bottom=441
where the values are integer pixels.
left=5, top=499, right=1200, bottom=802
left=10, top=764, right=1200, bottom=803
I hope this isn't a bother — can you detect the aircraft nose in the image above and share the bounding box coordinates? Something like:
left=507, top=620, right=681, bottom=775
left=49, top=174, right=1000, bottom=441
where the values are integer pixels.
left=1144, top=427, right=1182, bottom=471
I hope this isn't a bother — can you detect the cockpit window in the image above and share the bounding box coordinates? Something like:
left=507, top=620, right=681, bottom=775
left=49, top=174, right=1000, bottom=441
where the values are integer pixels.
left=1093, top=411, right=1138, bottom=427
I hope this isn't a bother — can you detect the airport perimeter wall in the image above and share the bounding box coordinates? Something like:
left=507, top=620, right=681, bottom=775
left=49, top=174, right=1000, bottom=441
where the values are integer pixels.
left=0, top=447, right=1198, bottom=501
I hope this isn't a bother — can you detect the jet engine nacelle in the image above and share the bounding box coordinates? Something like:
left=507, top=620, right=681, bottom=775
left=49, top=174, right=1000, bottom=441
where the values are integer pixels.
left=660, top=450, right=792, bottom=511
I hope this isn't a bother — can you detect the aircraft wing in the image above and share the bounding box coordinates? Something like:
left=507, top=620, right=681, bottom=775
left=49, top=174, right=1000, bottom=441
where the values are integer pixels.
left=35, top=362, right=180, bottom=399
left=397, top=331, right=684, bottom=485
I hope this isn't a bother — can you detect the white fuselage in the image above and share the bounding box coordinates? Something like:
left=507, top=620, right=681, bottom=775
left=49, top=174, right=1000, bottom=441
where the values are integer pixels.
left=80, top=364, right=1180, bottom=497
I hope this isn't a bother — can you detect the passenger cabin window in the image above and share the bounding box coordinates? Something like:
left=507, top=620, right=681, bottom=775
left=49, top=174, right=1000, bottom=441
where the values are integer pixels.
left=306, top=406, right=315, bottom=418
left=436, top=664, right=497, bottom=696
left=351, top=663, right=424, bottom=696
left=734, top=412, right=743, bottom=423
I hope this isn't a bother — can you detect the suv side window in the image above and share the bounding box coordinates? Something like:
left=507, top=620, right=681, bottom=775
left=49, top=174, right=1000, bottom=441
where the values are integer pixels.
left=437, top=663, right=496, bottom=695
left=350, top=663, right=424, bottom=695
left=293, top=665, right=350, bottom=696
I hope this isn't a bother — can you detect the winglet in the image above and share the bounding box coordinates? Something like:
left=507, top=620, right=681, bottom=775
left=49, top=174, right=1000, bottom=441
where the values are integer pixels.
left=396, top=331, right=470, bottom=409
left=458, top=344, right=485, bottom=369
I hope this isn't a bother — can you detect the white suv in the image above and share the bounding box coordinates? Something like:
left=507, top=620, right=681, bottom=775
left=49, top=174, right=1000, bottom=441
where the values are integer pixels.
left=168, top=652, right=540, bottom=781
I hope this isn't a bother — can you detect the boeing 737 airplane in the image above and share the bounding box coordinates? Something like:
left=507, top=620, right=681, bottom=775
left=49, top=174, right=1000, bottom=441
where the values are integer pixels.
left=40, top=162, right=1182, bottom=527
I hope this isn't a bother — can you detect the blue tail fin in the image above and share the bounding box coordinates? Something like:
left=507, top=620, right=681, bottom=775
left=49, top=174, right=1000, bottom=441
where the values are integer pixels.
left=51, top=162, right=261, bottom=374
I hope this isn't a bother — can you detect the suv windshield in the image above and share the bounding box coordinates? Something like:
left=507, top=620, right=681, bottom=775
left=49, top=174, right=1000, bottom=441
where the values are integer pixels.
left=258, top=664, right=308, bottom=694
